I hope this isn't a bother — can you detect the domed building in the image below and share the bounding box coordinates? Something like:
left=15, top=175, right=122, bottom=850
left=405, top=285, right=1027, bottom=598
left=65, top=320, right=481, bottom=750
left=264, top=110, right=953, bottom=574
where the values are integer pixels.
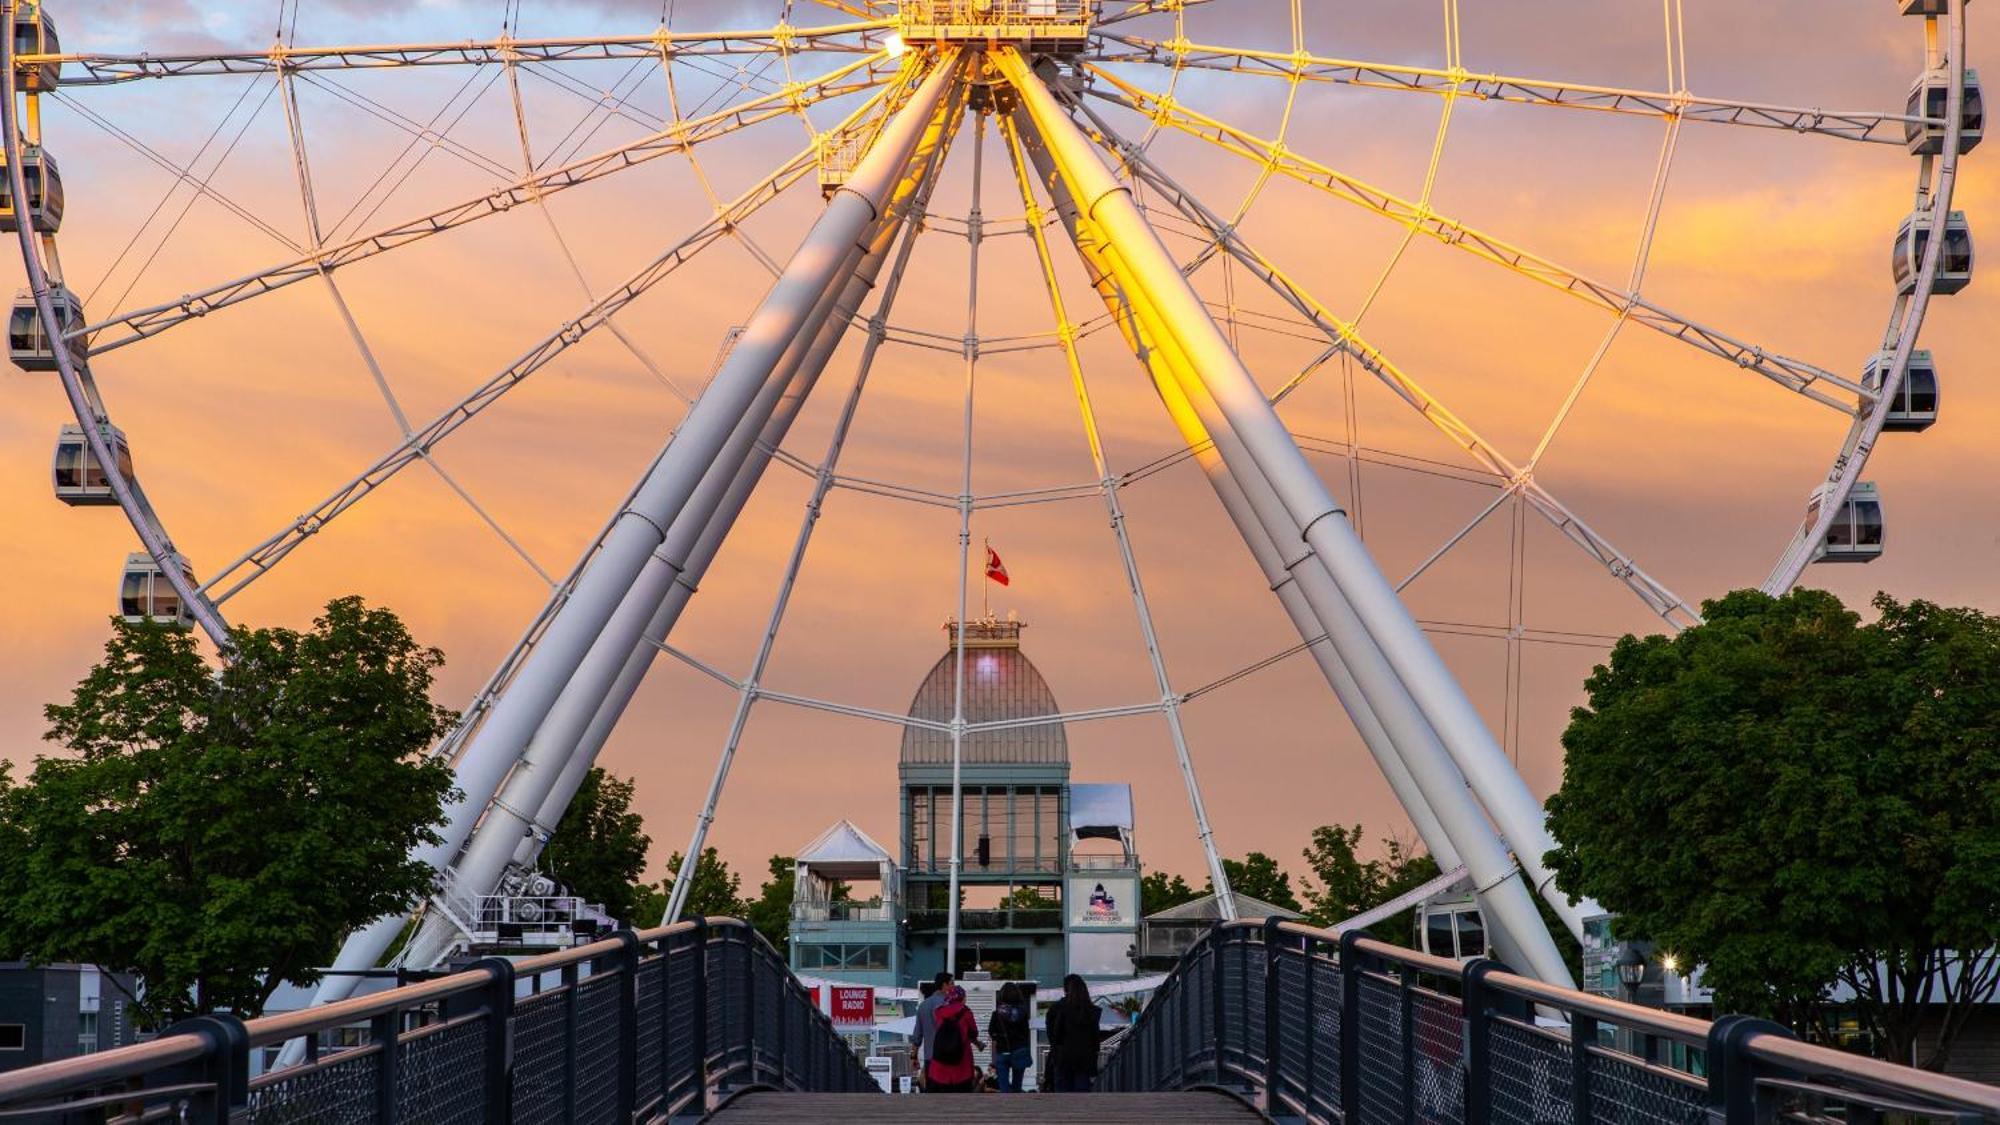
left=788, top=618, right=1141, bottom=990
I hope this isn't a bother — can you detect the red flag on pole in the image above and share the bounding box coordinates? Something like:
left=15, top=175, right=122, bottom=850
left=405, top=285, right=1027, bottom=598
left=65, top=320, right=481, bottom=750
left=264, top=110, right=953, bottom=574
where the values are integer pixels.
left=985, top=545, right=1010, bottom=586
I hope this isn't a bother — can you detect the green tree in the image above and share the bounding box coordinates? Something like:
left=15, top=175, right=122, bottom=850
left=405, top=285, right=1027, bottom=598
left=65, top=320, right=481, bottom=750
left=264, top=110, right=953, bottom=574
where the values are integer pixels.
left=1299, top=825, right=1440, bottom=941
left=652, top=847, right=743, bottom=922
left=541, top=767, right=652, bottom=923
left=1140, top=871, right=1201, bottom=914
left=1545, top=589, right=2000, bottom=1069
left=743, top=856, right=801, bottom=955
left=0, top=600, right=457, bottom=1027
left=1216, top=852, right=1301, bottom=912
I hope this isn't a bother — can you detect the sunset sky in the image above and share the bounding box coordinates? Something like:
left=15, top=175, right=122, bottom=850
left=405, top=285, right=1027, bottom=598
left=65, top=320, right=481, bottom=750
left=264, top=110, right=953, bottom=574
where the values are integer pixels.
left=2, top=0, right=1994, bottom=899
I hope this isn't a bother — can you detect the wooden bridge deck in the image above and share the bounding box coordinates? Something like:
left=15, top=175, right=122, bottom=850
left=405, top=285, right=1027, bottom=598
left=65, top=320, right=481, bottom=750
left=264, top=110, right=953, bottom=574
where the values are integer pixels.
left=707, top=1089, right=1263, bottom=1121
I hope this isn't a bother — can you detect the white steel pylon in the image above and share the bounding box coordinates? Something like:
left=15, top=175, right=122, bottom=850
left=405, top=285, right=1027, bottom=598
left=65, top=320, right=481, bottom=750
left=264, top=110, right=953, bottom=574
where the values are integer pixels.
left=997, top=47, right=1586, bottom=981
left=300, top=52, right=964, bottom=1018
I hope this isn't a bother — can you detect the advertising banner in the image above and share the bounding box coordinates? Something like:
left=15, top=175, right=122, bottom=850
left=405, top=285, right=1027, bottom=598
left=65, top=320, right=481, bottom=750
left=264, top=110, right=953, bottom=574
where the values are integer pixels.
left=828, top=985, right=875, bottom=1031
left=1066, top=875, right=1137, bottom=929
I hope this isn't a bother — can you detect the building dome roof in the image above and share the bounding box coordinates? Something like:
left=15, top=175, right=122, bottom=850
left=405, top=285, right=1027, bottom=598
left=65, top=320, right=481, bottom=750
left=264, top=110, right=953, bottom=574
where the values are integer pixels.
left=900, top=619, right=1068, bottom=766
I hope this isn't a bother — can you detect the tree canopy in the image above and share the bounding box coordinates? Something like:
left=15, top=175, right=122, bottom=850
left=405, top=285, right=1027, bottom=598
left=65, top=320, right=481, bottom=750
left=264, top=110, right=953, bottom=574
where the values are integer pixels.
left=1217, top=851, right=1301, bottom=912
left=742, top=855, right=806, bottom=954
left=1545, top=588, right=2000, bottom=1069
left=1141, top=871, right=1202, bottom=915
left=1299, top=825, right=1440, bottom=940
left=641, top=847, right=743, bottom=923
left=541, top=767, right=652, bottom=923
left=0, top=599, right=457, bottom=1027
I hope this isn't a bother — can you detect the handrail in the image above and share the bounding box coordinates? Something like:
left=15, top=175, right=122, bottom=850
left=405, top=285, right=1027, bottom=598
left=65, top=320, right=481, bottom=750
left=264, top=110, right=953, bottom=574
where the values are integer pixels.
left=0, top=915, right=873, bottom=1122
left=1104, top=917, right=2000, bottom=1125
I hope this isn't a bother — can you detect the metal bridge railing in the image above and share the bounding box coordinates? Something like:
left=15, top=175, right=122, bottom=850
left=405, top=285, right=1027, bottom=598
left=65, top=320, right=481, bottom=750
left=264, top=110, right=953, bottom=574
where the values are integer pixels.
left=0, top=916, right=873, bottom=1123
left=1101, top=919, right=2000, bottom=1125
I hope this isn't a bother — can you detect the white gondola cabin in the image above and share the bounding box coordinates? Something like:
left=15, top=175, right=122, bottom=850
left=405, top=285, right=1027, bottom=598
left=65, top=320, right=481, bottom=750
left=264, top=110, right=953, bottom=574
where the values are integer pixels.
left=119, top=552, right=196, bottom=626
left=1863, top=349, right=1940, bottom=432
left=1806, top=481, right=1885, bottom=564
left=1891, top=209, right=1973, bottom=295
left=0, top=145, right=62, bottom=233
left=11, top=8, right=59, bottom=91
left=1906, top=68, right=1983, bottom=154
left=8, top=285, right=83, bottom=371
left=52, top=422, right=131, bottom=505
left=1415, top=895, right=1488, bottom=961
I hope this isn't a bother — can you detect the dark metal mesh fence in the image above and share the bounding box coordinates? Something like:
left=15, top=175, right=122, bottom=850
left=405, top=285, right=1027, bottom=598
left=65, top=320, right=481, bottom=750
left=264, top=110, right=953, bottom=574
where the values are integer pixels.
left=571, top=973, right=624, bottom=1125
left=510, top=987, right=572, bottom=1125
left=634, top=957, right=663, bottom=1109
left=1310, top=956, right=1342, bottom=1113
left=1490, top=1018, right=1575, bottom=1125
left=1357, top=973, right=1407, bottom=1125
left=1413, top=989, right=1467, bottom=1125
left=1588, top=1051, right=1704, bottom=1125
left=1275, top=949, right=1310, bottom=1109
left=395, top=1018, right=487, bottom=1125
left=246, top=1046, right=377, bottom=1123
left=0, top=920, right=873, bottom=1123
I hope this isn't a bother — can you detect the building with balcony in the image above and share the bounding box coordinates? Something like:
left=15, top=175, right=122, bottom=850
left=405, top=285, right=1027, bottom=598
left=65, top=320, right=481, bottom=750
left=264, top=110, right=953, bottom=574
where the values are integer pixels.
left=788, top=617, right=1144, bottom=989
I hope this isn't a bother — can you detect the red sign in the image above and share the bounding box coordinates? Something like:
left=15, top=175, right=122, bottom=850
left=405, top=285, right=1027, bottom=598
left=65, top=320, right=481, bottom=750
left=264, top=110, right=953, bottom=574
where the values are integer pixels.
left=829, top=986, right=874, bottom=1030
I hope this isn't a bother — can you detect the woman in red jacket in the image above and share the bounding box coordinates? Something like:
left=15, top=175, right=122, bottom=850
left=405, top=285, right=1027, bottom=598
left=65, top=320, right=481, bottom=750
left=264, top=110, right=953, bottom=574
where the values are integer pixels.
left=923, top=986, right=984, bottom=1093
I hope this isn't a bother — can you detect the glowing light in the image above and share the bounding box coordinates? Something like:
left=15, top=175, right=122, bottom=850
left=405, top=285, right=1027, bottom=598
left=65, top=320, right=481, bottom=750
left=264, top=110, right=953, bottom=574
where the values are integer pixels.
left=884, top=32, right=907, bottom=58
left=1661, top=955, right=1680, bottom=974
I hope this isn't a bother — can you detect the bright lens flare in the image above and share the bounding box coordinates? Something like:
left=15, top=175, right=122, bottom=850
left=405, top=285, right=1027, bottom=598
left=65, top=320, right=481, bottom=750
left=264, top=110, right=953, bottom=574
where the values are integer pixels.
left=884, top=31, right=907, bottom=57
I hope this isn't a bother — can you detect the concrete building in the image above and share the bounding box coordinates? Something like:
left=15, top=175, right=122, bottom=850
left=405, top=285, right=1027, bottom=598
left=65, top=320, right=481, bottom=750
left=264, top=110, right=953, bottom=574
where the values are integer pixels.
left=0, top=964, right=139, bottom=1073
left=790, top=617, right=1143, bottom=989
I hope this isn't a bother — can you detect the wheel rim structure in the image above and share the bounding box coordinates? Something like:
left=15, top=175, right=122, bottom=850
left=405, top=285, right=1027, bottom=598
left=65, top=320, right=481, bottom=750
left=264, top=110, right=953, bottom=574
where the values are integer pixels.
left=3, top=0, right=1974, bottom=1010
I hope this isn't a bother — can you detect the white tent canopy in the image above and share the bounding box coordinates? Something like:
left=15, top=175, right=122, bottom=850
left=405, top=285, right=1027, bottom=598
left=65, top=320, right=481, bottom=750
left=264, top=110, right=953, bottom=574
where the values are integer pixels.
left=795, top=819, right=896, bottom=884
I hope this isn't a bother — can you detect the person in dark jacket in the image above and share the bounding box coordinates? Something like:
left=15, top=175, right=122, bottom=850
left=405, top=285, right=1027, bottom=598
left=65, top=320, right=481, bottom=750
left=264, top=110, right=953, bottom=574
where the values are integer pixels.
left=1043, top=974, right=1102, bottom=1092
left=988, top=982, right=1032, bottom=1092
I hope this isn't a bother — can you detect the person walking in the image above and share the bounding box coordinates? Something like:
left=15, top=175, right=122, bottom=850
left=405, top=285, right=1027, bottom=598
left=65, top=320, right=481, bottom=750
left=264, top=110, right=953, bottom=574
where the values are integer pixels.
left=1044, top=974, right=1103, bottom=1093
left=923, top=985, right=984, bottom=1093
left=987, top=981, right=1032, bottom=1092
left=914, top=972, right=951, bottom=1090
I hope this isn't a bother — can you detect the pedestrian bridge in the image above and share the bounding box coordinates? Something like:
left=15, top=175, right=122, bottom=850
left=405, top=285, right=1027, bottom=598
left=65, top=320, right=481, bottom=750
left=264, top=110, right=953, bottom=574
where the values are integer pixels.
left=3, top=918, right=1998, bottom=1124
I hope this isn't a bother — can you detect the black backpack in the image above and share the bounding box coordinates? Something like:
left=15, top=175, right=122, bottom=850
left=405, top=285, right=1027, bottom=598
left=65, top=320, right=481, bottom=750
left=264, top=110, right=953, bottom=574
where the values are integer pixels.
left=933, top=1008, right=967, bottom=1065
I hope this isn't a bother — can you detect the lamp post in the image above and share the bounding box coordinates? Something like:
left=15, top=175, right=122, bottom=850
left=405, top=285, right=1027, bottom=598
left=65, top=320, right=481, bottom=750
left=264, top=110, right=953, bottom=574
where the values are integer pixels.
left=1616, top=944, right=1648, bottom=1060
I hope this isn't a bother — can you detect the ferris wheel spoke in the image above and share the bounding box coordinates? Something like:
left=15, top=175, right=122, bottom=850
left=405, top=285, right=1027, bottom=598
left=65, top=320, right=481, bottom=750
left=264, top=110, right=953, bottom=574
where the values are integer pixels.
left=1093, top=0, right=1221, bottom=29
left=1090, top=106, right=1702, bottom=630
left=38, top=23, right=891, bottom=85
left=298, top=69, right=516, bottom=184
left=201, top=143, right=823, bottom=605
left=76, top=52, right=891, bottom=357
left=49, top=87, right=299, bottom=260
left=518, top=57, right=671, bottom=138
left=505, top=54, right=694, bottom=402
left=1083, top=69, right=1872, bottom=414
left=1089, top=34, right=1934, bottom=145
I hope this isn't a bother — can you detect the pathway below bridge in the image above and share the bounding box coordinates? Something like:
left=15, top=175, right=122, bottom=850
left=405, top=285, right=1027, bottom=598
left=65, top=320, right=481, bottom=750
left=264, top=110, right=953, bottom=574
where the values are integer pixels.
left=707, top=1090, right=1262, bottom=1121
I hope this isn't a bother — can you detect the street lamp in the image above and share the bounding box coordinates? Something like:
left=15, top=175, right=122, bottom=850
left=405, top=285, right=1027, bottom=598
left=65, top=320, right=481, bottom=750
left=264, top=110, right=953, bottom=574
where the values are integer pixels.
left=1615, top=945, right=1647, bottom=1000
left=1616, top=945, right=1649, bottom=1061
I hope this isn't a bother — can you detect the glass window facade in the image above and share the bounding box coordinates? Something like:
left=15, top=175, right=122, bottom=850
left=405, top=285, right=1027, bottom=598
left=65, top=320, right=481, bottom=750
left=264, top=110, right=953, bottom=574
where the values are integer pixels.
left=904, top=785, right=1063, bottom=874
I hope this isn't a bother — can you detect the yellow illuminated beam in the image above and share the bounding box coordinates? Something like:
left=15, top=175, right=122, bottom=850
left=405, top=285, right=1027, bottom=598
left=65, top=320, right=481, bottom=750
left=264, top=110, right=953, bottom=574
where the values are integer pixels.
left=1081, top=64, right=1869, bottom=412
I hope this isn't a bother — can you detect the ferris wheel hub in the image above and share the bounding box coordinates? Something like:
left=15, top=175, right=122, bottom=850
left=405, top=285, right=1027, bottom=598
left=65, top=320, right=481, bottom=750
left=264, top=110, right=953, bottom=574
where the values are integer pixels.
left=896, top=0, right=1094, bottom=52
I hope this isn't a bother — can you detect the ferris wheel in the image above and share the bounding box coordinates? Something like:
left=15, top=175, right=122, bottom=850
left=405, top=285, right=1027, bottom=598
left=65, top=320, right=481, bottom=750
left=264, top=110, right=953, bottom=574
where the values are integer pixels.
left=3, top=0, right=1975, bottom=1002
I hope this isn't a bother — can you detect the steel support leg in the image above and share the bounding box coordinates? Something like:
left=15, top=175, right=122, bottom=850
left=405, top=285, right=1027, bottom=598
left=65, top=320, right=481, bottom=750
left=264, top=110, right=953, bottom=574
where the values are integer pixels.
left=309, top=52, right=961, bottom=997
left=998, top=115, right=1238, bottom=920
left=661, top=89, right=967, bottom=924
left=1005, top=53, right=1575, bottom=983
